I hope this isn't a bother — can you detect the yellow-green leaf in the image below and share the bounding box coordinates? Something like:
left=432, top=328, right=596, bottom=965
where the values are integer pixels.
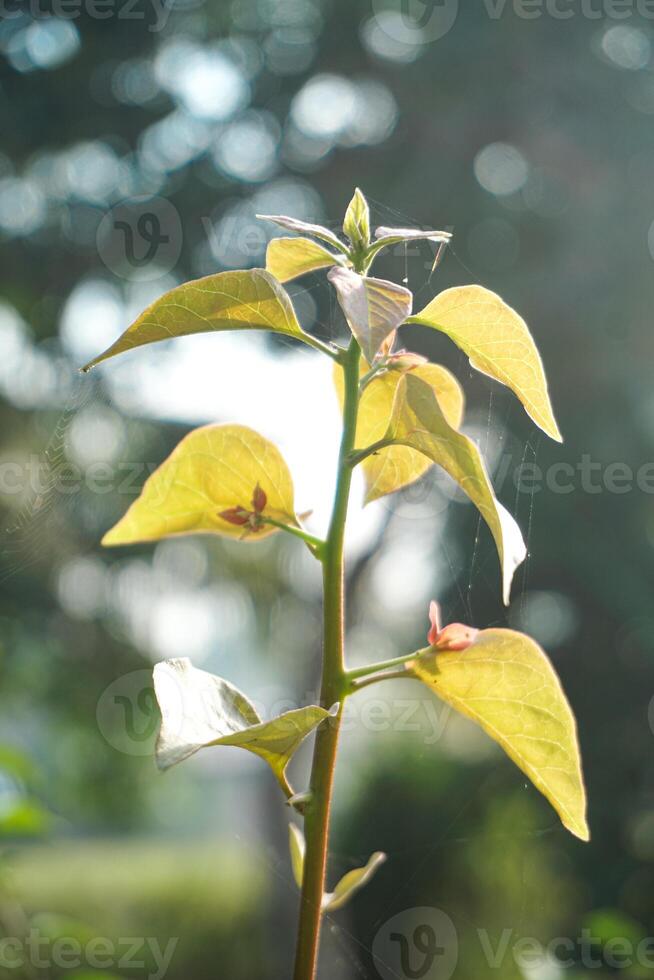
left=328, top=267, right=412, bottom=363
left=82, top=269, right=309, bottom=371
left=410, top=629, right=589, bottom=841
left=102, top=424, right=297, bottom=546
left=154, top=658, right=331, bottom=796
left=266, top=236, right=340, bottom=283
left=334, top=361, right=464, bottom=504
left=256, top=213, right=348, bottom=253
left=289, top=823, right=305, bottom=889
left=343, top=187, right=370, bottom=251
left=322, top=852, right=386, bottom=912
left=407, top=285, right=562, bottom=442
left=384, top=374, right=525, bottom=604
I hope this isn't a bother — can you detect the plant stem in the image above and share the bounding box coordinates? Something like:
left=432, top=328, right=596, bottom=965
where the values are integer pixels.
left=346, top=437, right=390, bottom=468
left=292, top=335, right=361, bottom=980
left=259, top=517, right=326, bottom=556
left=346, top=650, right=422, bottom=683
left=348, top=666, right=412, bottom=692
left=302, top=334, right=342, bottom=360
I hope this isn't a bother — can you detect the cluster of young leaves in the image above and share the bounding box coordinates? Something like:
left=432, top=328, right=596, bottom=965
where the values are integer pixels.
left=86, top=189, right=587, bottom=917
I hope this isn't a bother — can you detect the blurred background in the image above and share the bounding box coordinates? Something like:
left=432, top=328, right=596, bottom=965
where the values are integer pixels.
left=1, top=1, right=654, bottom=977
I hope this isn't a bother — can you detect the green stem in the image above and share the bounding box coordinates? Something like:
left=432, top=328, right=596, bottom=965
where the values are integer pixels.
left=302, top=335, right=342, bottom=360
left=346, top=437, right=390, bottom=469
left=292, top=335, right=361, bottom=980
left=348, top=667, right=412, bottom=692
left=358, top=363, right=385, bottom=391
left=260, top=517, right=326, bottom=557
left=346, top=650, right=421, bottom=683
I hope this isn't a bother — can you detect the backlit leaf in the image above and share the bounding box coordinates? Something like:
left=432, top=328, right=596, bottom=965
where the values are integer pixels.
left=407, top=285, right=562, bottom=442
left=266, top=236, right=341, bottom=283
left=289, top=823, right=305, bottom=888
left=410, top=629, right=589, bottom=841
left=328, top=267, right=412, bottom=363
left=82, top=269, right=309, bottom=371
left=322, top=852, right=386, bottom=913
left=384, top=374, right=525, bottom=604
left=367, top=226, right=451, bottom=264
left=102, top=424, right=298, bottom=546
left=154, top=658, right=331, bottom=796
left=256, top=213, right=348, bottom=253
left=343, top=188, right=370, bottom=251
left=334, top=360, right=464, bottom=503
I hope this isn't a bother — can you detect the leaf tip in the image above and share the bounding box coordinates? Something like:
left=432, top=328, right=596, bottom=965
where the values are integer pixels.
left=101, top=524, right=127, bottom=547
left=565, top=814, right=590, bottom=842
left=564, top=798, right=589, bottom=842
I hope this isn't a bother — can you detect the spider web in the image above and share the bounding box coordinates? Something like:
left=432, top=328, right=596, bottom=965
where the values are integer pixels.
left=0, top=375, right=94, bottom=585
left=364, top=194, right=540, bottom=628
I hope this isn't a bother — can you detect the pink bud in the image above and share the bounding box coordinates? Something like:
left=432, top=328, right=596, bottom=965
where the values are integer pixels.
left=427, top=600, right=478, bottom=652
left=252, top=483, right=267, bottom=514
left=427, top=600, right=441, bottom=646
left=387, top=350, right=428, bottom=371
left=434, top=623, right=479, bottom=652
left=219, top=507, right=250, bottom=527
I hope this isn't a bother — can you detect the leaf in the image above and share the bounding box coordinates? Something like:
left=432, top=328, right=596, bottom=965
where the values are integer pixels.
left=289, top=823, right=305, bottom=888
left=409, top=629, right=589, bottom=841
left=256, top=213, right=348, bottom=253
left=266, top=236, right=341, bottom=283
left=367, top=226, right=452, bottom=264
left=327, top=267, right=412, bottom=363
left=334, top=360, right=464, bottom=503
left=322, top=852, right=387, bottom=913
left=343, top=188, right=370, bottom=251
left=374, top=226, right=453, bottom=243
left=82, top=269, right=309, bottom=371
left=407, top=285, right=562, bottom=442
left=0, top=745, right=39, bottom=783
left=153, top=658, right=331, bottom=795
left=0, top=799, right=51, bottom=837
left=102, top=424, right=298, bottom=546
left=384, top=374, right=525, bottom=604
